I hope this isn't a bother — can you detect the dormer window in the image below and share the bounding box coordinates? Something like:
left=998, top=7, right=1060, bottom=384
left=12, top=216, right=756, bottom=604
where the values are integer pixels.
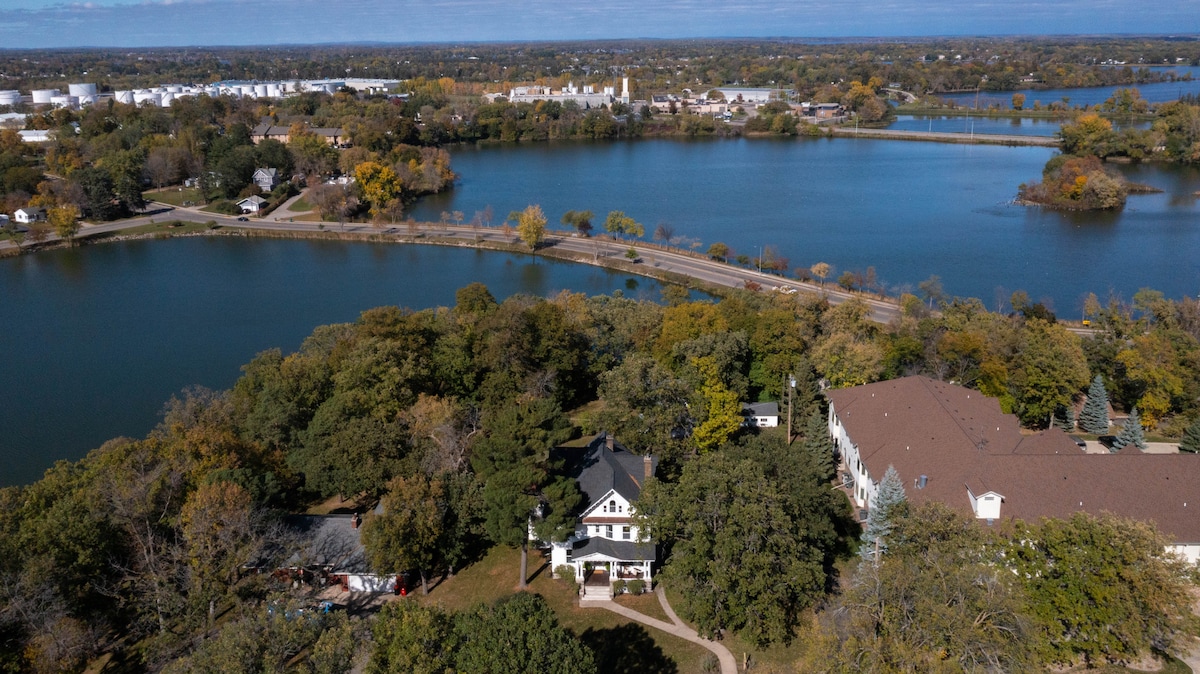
left=608, top=499, right=619, bottom=513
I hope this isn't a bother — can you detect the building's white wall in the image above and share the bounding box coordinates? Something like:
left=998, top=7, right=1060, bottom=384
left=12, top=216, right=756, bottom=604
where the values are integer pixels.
left=581, top=521, right=640, bottom=542
left=550, top=543, right=570, bottom=574
left=829, top=403, right=875, bottom=508
left=976, top=493, right=1003, bottom=520
left=1169, top=544, right=1200, bottom=565
left=347, top=574, right=394, bottom=593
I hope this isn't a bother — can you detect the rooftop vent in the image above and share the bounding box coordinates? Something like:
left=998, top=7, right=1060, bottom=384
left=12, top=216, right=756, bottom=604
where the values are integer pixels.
left=918, top=475, right=928, bottom=489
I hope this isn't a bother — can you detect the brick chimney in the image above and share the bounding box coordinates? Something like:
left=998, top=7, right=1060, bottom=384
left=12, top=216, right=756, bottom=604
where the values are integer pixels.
left=606, top=433, right=615, bottom=451
left=644, top=455, right=653, bottom=479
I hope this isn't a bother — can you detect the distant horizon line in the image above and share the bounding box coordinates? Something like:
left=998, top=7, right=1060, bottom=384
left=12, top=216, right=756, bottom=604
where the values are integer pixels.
left=1, top=32, right=1198, bottom=52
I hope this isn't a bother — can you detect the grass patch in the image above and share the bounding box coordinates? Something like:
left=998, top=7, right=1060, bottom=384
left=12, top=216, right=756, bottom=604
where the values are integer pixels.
left=94, top=220, right=217, bottom=237
left=290, top=197, right=313, bottom=212
left=144, top=186, right=205, bottom=207
left=613, top=590, right=670, bottom=623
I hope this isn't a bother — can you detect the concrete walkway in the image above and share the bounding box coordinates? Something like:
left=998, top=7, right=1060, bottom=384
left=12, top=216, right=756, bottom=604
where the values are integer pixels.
left=588, top=586, right=738, bottom=674
left=263, top=191, right=310, bottom=222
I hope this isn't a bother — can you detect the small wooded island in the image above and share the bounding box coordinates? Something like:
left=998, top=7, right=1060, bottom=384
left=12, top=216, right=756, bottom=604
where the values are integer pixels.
left=1018, top=107, right=1176, bottom=211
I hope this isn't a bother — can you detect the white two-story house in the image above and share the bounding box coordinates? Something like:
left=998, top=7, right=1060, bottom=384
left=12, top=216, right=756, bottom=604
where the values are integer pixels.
left=549, top=433, right=657, bottom=596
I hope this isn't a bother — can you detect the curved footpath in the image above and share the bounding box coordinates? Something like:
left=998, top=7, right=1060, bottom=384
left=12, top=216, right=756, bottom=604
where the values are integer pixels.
left=0, top=201, right=903, bottom=324
left=591, top=586, right=738, bottom=674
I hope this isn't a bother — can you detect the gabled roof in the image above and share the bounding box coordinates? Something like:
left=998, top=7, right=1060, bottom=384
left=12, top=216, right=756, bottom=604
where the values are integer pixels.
left=828, top=376, right=1200, bottom=543
left=554, top=434, right=656, bottom=513
left=284, top=515, right=370, bottom=574
left=238, top=195, right=267, bottom=206
left=253, top=167, right=278, bottom=178
left=743, top=402, right=779, bottom=417
left=571, top=536, right=655, bottom=562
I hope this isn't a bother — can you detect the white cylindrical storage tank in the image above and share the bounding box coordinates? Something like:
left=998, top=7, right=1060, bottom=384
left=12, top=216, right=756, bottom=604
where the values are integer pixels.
left=32, top=89, right=59, bottom=104
left=78, top=94, right=98, bottom=106
left=266, top=83, right=280, bottom=98
left=68, top=83, right=97, bottom=97
left=0, top=90, right=20, bottom=106
left=254, top=84, right=268, bottom=98
left=50, top=95, right=77, bottom=109
left=115, top=90, right=134, bottom=104
left=322, top=83, right=337, bottom=94
left=167, top=85, right=182, bottom=94
left=133, top=91, right=161, bottom=106
left=159, top=92, right=174, bottom=106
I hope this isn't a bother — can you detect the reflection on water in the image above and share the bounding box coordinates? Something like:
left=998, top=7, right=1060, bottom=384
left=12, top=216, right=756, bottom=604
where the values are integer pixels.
left=0, top=238, right=686, bottom=486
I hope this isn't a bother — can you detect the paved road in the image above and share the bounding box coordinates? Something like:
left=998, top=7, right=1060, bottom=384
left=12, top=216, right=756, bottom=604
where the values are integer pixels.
left=1, top=202, right=903, bottom=325
left=830, top=126, right=1060, bottom=146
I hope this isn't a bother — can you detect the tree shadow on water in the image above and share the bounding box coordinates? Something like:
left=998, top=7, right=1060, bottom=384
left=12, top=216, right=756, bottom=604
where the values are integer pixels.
left=580, top=622, right=679, bottom=674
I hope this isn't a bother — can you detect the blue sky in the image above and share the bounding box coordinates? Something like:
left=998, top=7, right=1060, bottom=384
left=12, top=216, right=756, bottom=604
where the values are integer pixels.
left=0, top=0, right=1195, bottom=49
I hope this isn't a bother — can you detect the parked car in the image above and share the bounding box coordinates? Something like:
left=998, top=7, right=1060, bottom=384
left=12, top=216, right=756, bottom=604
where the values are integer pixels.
left=236, top=216, right=249, bottom=221
left=1098, top=435, right=1118, bottom=450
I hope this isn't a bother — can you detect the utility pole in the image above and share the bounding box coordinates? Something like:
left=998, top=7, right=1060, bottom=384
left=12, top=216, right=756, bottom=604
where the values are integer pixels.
left=786, top=373, right=796, bottom=445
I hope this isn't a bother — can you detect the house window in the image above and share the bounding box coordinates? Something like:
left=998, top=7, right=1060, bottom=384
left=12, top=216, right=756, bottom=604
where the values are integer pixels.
left=608, top=499, right=618, bottom=513
left=622, top=526, right=631, bottom=540
left=605, top=525, right=612, bottom=538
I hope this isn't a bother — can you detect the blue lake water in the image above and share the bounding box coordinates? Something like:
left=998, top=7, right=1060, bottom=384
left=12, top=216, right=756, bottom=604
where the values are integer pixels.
left=0, top=238, right=679, bottom=487
left=937, top=67, right=1200, bottom=109
left=886, top=114, right=1150, bottom=137
left=410, top=137, right=1200, bottom=310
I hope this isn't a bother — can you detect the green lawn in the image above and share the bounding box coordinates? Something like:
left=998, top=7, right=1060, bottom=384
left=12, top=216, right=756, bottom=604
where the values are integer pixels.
left=290, top=196, right=313, bottom=212
left=92, top=220, right=218, bottom=237
left=144, top=186, right=205, bottom=207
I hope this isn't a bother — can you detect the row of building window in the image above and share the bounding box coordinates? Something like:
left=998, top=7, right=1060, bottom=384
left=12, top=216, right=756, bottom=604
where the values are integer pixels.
left=590, top=525, right=632, bottom=540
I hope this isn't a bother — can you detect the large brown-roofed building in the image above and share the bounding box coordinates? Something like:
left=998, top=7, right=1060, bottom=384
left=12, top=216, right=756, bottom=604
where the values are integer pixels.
left=827, top=375, right=1200, bottom=562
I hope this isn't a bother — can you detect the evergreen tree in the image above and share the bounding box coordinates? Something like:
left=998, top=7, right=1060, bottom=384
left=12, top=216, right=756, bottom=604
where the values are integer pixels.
left=860, top=465, right=907, bottom=566
left=801, top=410, right=836, bottom=482
left=470, top=398, right=577, bottom=589
left=1113, top=407, right=1147, bottom=452
left=1052, top=406, right=1076, bottom=432
left=1080, top=374, right=1110, bottom=434
left=1180, top=416, right=1200, bottom=454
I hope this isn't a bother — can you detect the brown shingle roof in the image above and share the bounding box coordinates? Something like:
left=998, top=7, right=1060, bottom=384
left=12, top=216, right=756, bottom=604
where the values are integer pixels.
left=828, top=376, right=1200, bottom=543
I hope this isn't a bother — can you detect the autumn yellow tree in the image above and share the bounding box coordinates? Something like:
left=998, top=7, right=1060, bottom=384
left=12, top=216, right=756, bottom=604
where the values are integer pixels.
left=516, top=204, right=547, bottom=249
left=354, top=160, right=403, bottom=221
left=48, top=204, right=80, bottom=244
left=691, top=356, right=743, bottom=452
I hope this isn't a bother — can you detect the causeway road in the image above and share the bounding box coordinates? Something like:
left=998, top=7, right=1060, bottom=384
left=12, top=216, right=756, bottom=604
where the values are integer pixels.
left=830, top=126, right=1060, bottom=146
left=1, top=202, right=904, bottom=325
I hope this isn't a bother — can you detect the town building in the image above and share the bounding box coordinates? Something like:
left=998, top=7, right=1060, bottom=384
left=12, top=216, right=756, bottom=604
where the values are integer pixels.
left=279, top=513, right=395, bottom=593
left=237, top=195, right=268, bottom=213
left=709, top=87, right=793, bottom=104
left=499, top=78, right=630, bottom=109
left=548, top=433, right=657, bottom=599
left=250, top=124, right=345, bottom=146
left=14, top=207, right=45, bottom=224
left=827, top=375, right=1200, bottom=562
left=252, top=168, right=279, bottom=192
left=742, top=402, right=780, bottom=428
